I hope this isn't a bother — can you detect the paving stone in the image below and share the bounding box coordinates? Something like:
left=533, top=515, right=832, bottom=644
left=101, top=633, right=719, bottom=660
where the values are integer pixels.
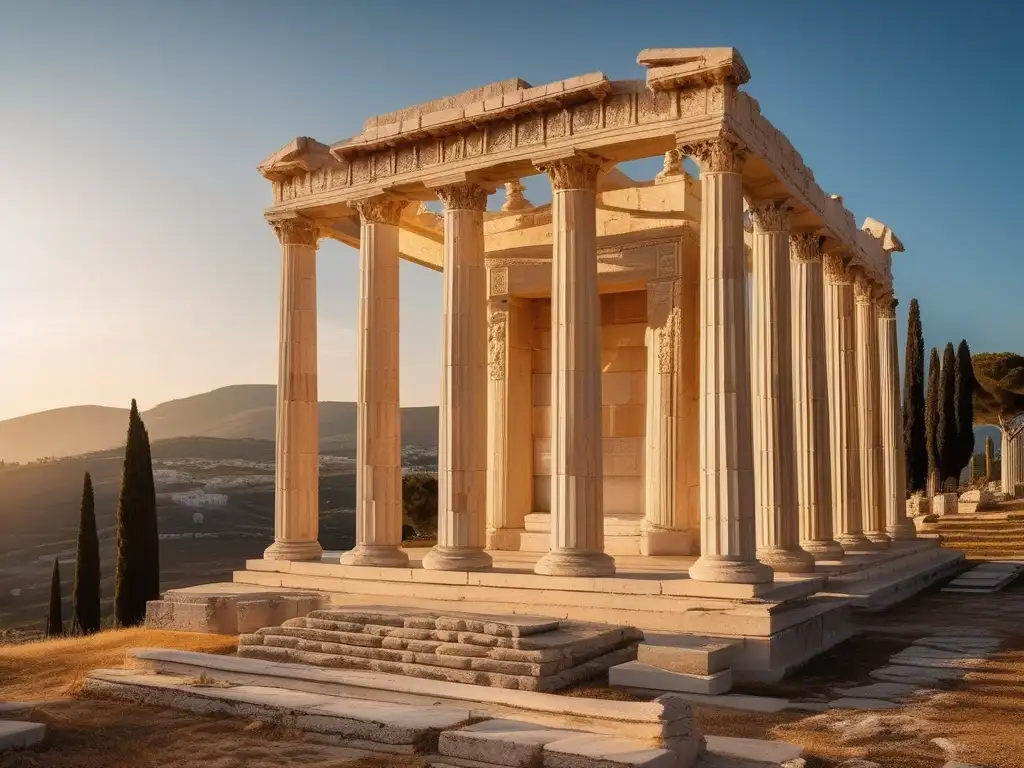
left=543, top=734, right=677, bottom=768
left=609, top=661, right=731, bottom=695
left=703, top=735, right=803, bottom=764
left=439, top=719, right=582, bottom=767
left=828, top=698, right=899, bottom=710
left=636, top=638, right=736, bottom=675
left=870, top=664, right=965, bottom=685
left=888, top=647, right=982, bottom=670
left=0, top=721, right=46, bottom=751
left=833, top=682, right=922, bottom=701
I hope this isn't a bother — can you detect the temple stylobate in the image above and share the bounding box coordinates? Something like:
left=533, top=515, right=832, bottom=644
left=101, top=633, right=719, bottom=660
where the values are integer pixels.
left=240, top=47, right=959, bottom=681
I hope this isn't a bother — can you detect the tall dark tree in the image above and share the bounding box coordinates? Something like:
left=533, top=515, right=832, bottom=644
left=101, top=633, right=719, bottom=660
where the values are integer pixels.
left=903, top=299, right=927, bottom=492
left=954, top=340, right=976, bottom=479
left=46, top=558, right=63, bottom=638
left=937, top=343, right=958, bottom=488
left=114, top=400, right=159, bottom=627
left=925, top=347, right=941, bottom=491
left=138, top=420, right=160, bottom=602
left=985, top=435, right=994, bottom=479
left=73, top=471, right=101, bottom=634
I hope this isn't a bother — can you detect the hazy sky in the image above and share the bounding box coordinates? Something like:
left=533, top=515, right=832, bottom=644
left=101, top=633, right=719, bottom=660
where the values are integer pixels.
left=1, top=1, right=1021, bottom=421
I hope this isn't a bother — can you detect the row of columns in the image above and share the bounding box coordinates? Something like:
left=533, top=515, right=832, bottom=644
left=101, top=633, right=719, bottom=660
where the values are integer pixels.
left=263, top=134, right=915, bottom=584
left=1002, top=429, right=1023, bottom=496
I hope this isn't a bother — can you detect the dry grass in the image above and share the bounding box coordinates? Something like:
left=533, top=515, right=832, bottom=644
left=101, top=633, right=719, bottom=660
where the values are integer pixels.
left=0, top=628, right=236, bottom=701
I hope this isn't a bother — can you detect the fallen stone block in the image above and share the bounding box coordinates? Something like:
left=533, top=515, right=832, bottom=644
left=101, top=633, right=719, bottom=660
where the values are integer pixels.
left=543, top=734, right=677, bottom=768
left=609, top=661, right=732, bottom=695
left=636, top=636, right=736, bottom=675
left=439, top=719, right=583, bottom=767
left=0, top=722, right=45, bottom=752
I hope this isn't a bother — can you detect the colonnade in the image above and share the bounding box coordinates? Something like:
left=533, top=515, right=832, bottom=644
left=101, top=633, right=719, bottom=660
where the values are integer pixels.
left=1002, top=429, right=1024, bottom=496
left=263, top=135, right=915, bottom=584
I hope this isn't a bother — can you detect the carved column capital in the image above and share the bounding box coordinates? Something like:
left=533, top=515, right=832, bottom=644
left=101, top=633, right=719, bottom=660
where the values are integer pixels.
left=853, top=274, right=876, bottom=305
left=681, top=136, right=746, bottom=173
left=823, top=251, right=854, bottom=285
left=789, top=232, right=823, bottom=263
left=537, top=155, right=602, bottom=192
left=353, top=195, right=406, bottom=225
left=269, top=216, right=320, bottom=247
left=748, top=200, right=791, bottom=233
left=655, top=149, right=684, bottom=181
left=435, top=182, right=488, bottom=212
left=877, top=293, right=898, bottom=319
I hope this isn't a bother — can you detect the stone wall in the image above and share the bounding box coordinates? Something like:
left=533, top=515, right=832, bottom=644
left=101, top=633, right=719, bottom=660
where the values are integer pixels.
left=531, top=291, right=647, bottom=521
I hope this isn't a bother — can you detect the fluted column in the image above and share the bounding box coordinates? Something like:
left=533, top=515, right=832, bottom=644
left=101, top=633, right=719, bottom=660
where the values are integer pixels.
left=642, top=245, right=699, bottom=555
left=265, top=217, right=323, bottom=561
left=423, top=183, right=492, bottom=570
left=748, top=201, right=814, bottom=573
left=878, top=294, right=916, bottom=540
left=1001, top=428, right=1010, bottom=494
left=341, top=196, right=409, bottom=567
left=790, top=234, right=843, bottom=561
left=485, top=289, right=533, bottom=550
left=1005, top=430, right=1023, bottom=497
left=684, top=136, right=772, bottom=585
left=534, top=155, right=614, bottom=577
left=855, top=276, right=890, bottom=548
left=824, top=253, right=873, bottom=551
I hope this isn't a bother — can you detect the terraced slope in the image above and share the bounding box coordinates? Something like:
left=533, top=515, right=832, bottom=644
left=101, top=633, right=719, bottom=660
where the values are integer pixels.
left=922, top=508, right=1024, bottom=560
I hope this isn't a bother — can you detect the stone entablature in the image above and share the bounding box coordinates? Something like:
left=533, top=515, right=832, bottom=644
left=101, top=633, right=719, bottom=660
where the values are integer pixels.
left=258, top=47, right=893, bottom=290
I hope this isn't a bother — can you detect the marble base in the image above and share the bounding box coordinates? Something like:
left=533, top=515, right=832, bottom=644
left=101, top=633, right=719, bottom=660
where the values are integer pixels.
left=835, top=533, right=877, bottom=553
left=864, top=532, right=892, bottom=549
left=756, top=546, right=816, bottom=574
left=340, top=545, right=410, bottom=568
left=534, top=551, right=616, bottom=577
left=264, top=539, right=324, bottom=562
left=422, top=546, right=493, bottom=572
left=800, top=539, right=845, bottom=561
left=886, top=522, right=917, bottom=541
left=639, top=527, right=695, bottom=557
left=688, top=556, right=773, bottom=585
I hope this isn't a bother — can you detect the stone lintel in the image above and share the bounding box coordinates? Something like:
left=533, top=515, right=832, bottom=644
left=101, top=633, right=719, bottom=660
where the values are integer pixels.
left=258, top=136, right=333, bottom=182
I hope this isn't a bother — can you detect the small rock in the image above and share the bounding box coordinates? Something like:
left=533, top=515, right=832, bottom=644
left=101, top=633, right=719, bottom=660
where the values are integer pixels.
left=931, top=737, right=962, bottom=755
left=243, top=720, right=266, bottom=732
left=780, top=760, right=806, bottom=768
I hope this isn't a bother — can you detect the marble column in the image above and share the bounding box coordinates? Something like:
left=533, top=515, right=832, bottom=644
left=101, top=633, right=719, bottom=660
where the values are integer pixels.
left=642, top=245, right=699, bottom=556
left=1005, top=430, right=1023, bottom=497
left=878, top=293, right=916, bottom=540
left=684, top=137, right=772, bottom=585
left=789, top=234, right=844, bottom=561
left=534, top=155, right=615, bottom=577
left=823, top=252, right=874, bottom=552
left=341, top=196, right=409, bottom=567
left=485, top=289, right=533, bottom=550
left=1001, top=428, right=1009, bottom=494
left=265, top=216, right=323, bottom=561
left=424, top=183, right=493, bottom=571
left=748, top=201, right=815, bottom=573
left=854, top=276, right=890, bottom=548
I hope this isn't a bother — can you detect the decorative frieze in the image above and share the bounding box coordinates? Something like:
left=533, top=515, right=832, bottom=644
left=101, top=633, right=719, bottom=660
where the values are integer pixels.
left=489, top=267, right=509, bottom=298
left=270, top=217, right=319, bottom=247
left=353, top=196, right=407, bottom=225
left=435, top=182, right=488, bottom=212
left=539, top=155, right=602, bottom=191
left=681, top=136, right=745, bottom=173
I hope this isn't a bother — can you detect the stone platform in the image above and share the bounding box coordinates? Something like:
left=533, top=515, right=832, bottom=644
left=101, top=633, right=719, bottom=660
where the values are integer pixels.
left=92, top=648, right=805, bottom=767
left=237, top=606, right=641, bottom=692
left=145, top=583, right=326, bottom=635
left=223, top=540, right=961, bottom=683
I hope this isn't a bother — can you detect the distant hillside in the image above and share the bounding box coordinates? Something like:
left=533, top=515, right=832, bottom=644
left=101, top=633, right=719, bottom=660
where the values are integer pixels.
left=0, top=385, right=439, bottom=463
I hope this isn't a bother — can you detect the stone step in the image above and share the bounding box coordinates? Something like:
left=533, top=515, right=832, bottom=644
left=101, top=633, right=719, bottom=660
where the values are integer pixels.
left=609, top=661, right=733, bottom=695
left=637, top=636, right=738, bottom=675
left=145, top=584, right=325, bottom=634
left=825, top=549, right=964, bottom=611
left=238, top=640, right=638, bottom=692
left=0, top=722, right=45, bottom=752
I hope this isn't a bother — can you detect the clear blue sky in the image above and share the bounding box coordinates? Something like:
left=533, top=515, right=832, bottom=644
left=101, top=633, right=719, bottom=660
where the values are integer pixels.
left=1, top=1, right=1020, bottom=421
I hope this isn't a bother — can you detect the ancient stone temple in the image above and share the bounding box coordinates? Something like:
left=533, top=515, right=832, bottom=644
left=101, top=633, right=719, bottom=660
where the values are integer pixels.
left=221, top=47, right=962, bottom=682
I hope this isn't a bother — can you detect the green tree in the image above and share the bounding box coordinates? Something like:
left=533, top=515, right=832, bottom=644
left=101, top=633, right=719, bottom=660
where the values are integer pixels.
left=114, top=399, right=159, bottom=627
left=954, top=340, right=976, bottom=479
left=972, top=352, right=1024, bottom=426
left=937, top=343, right=958, bottom=489
left=139, top=420, right=160, bottom=603
left=46, top=558, right=63, bottom=638
left=903, top=298, right=927, bottom=492
left=925, top=347, right=941, bottom=490
left=73, top=471, right=101, bottom=634
left=403, top=473, right=438, bottom=537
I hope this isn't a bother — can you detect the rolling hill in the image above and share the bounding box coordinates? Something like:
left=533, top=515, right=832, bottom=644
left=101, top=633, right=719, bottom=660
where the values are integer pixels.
left=0, top=385, right=439, bottom=463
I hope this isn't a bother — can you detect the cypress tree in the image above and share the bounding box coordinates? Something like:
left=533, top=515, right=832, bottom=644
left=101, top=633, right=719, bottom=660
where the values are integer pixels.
left=954, top=340, right=976, bottom=478
left=903, top=299, right=927, bottom=492
left=46, top=558, right=63, bottom=638
left=937, top=343, right=958, bottom=489
left=139, top=419, right=160, bottom=603
left=925, top=347, right=941, bottom=492
left=114, top=399, right=157, bottom=626
left=985, top=435, right=994, bottom=479
left=73, top=471, right=101, bottom=634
